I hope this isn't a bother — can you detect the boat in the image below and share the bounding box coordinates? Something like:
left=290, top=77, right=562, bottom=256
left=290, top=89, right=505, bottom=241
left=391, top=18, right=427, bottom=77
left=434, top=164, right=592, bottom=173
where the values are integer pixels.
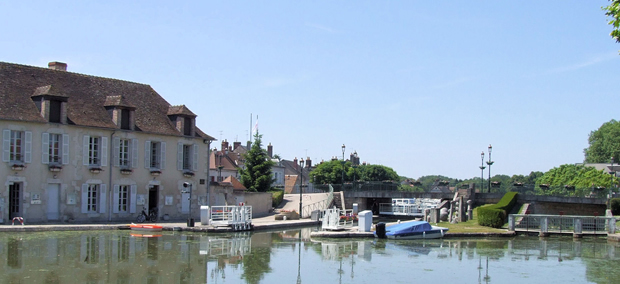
left=130, top=233, right=163, bottom=238
left=376, top=221, right=448, bottom=239
left=129, top=223, right=163, bottom=232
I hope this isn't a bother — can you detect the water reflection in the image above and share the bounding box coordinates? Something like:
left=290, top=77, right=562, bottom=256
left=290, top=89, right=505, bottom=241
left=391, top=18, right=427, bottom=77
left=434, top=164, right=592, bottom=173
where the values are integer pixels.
left=0, top=229, right=619, bottom=283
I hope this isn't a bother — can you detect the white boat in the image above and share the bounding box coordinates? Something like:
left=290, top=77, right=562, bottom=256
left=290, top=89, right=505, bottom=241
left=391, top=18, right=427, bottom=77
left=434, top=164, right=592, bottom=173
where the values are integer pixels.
left=376, top=221, right=448, bottom=239
left=378, top=198, right=441, bottom=217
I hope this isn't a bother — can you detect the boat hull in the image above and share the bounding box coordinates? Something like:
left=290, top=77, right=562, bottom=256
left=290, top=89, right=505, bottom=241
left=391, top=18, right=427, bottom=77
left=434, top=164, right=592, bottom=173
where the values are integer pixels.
left=386, top=227, right=448, bottom=239
left=130, top=224, right=163, bottom=232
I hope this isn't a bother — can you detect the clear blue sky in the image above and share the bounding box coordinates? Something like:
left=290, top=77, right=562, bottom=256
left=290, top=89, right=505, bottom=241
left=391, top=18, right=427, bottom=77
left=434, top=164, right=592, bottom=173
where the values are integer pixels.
left=1, top=1, right=618, bottom=180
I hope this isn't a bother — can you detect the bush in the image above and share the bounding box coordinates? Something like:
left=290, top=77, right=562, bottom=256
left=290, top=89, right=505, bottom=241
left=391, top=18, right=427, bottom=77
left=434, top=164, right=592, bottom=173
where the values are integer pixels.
left=270, top=190, right=284, bottom=208
left=611, top=198, right=620, bottom=215
left=477, top=192, right=518, bottom=228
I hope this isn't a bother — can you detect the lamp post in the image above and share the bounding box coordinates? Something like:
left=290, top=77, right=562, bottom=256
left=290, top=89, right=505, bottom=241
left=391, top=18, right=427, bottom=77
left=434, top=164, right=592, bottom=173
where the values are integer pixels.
left=611, top=157, right=615, bottom=199
left=486, top=144, right=494, bottom=193
left=183, top=182, right=193, bottom=227
left=341, top=144, right=346, bottom=190
left=480, top=151, right=486, bottom=193
left=299, top=159, right=304, bottom=216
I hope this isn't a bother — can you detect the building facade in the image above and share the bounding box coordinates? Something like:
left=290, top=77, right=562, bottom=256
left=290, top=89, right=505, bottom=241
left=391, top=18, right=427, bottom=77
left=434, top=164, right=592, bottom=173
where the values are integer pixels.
left=0, top=61, right=215, bottom=223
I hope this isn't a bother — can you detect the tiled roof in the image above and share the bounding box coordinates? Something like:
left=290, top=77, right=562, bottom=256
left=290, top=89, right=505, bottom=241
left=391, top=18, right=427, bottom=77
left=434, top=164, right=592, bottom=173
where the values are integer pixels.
left=104, top=95, right=136, bottom=109
left=167, top=105, right=196, bottom=117
left=223, top=176, right=247, bottom=190
left=0, top=61, right=213, bottom=139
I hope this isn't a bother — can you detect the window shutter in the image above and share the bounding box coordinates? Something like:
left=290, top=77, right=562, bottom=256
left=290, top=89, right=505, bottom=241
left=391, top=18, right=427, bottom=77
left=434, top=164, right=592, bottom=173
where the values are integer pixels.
left=177, top=142, right=183, bottom=171
left=24, top=131, right=32, bottom=163
left=83, top=135, right=90, bottom=166
left=193, top=144, right=198, bottom=171
left=112, top=185, right=120, bottom=214
left=160, top=142, right=166, bottom=169
left=2, top=130, right=10, bottom=162
left=42, top=133, right=49, bottom=164
left=101, top=137, right=108, bottom=167
left=130, top=185, right=137, bottom=214
left=144, top=141, right=151, bottom=169
left=113, top=137, right=120, bottom=167
left=81, top=184, right=88, bottom=213
left=99, top=184, right=107, bottom=214
left=131, top=139, right=138, bottom=169
left=62, top=134, right=69, bottom=165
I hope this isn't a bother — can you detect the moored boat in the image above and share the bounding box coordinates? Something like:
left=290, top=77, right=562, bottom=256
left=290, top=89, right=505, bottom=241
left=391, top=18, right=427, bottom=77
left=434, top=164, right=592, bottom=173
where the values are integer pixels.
left=130, top=223, right=163, bottom=232
left=376, top=220, right=448, bottom=239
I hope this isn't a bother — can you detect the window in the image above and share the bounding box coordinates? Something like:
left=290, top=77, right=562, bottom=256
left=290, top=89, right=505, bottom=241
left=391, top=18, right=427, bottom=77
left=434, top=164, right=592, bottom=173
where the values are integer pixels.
left=113, top=138, right=137, bottom=169
left=119, top=139, right=129, bottom=167
left=145, top=141, right=166, bottom=170
left=177, top=143, right=198, bottom=172
left=49, top=100, right=62, bottom=123
left=81, top=183, right=106, bottom=214
left=120, top=109, right=130, bottom=130
left=113, top=184, right=136, bottom=214
left=42, top=133, right=69, bottom=165
left=183, top=117, right=192, bottom=136
left=2, top=130, right=31, bottom=164
left=82, top=135, right=108, bottom=167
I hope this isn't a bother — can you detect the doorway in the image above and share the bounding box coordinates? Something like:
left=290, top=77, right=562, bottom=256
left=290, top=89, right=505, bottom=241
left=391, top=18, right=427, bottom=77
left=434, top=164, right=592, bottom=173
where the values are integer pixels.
left=46, top=183, right=60, bottom=220
left=148, top=185, right=159, bottom=213
left=9, top=182, right=22, bottom=219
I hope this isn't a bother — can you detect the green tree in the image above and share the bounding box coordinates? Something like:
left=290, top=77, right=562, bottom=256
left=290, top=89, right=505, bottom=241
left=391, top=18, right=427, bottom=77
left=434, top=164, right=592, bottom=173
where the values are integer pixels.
left=604, top=0, right=620, bottom=45
left=535, top=164, right=616, bottom=196
left=584, top=119, right=620, bottom=163
left=239, top=133, right=275, bottom=192
left=358, top=164, right=399, bottom=182
left=309, top=161, right=399, bottom=184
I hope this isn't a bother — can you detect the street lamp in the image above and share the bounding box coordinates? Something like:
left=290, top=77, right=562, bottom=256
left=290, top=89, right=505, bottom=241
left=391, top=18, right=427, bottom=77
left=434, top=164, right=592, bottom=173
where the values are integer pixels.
left=341, top=144, right=346, bottom=190
left=183, top=182, right=194, bottom=227
left=480, top=151, right=486, bottom=193
left=486, top=144, right=494, bottom=193
left=299, top=158, right=304, bottom=216
left=610, top=157, right=615, bottom=199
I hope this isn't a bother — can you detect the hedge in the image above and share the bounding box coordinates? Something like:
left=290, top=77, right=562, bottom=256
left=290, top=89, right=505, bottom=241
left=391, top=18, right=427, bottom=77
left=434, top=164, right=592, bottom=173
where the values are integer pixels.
left=270, top=190, right=284, bottom=208
left=477, top=192, right=518, bottom=228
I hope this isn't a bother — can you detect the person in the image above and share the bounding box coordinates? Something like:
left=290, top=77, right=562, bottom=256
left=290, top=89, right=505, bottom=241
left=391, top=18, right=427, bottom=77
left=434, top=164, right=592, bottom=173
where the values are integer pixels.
left=371, top=200, right=379, bottom=215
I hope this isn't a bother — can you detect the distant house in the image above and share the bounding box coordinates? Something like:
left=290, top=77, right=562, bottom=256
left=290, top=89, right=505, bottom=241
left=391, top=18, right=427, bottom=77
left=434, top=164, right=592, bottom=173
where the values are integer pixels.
left=0, top=61, right=215, bottom=223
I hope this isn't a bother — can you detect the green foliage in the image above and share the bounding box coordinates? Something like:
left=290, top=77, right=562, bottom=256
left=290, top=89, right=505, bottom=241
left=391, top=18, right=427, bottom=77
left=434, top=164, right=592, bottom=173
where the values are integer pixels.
left=584, top=119, right=620, bottom=163
left=309, top=161, right=399, bottom=184
left=611, top=198, right=620, bottom=215
left=239, top=133, right=275, bottom=192
left=270, top=190, right=284, bottom=208
left=534, top=164, right=617, bottom=196
left=477, top=192, right=518, bottom=228
left=412, top=175, right=463, bottom=192
left=604, top=1, right=620, bottom=45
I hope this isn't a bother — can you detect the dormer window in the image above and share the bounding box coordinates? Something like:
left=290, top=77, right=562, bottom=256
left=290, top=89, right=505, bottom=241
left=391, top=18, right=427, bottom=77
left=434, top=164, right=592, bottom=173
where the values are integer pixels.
left=167, top=105, right=197, bottom=137
left=104, top=95, right=136, bottom=130
left=31, top=85, right=68, bottom=124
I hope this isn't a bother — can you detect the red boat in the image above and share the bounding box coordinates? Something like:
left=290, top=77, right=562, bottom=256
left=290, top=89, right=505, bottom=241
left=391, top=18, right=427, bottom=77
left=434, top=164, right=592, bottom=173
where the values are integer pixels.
left=129, top=223, right=163, bottom=232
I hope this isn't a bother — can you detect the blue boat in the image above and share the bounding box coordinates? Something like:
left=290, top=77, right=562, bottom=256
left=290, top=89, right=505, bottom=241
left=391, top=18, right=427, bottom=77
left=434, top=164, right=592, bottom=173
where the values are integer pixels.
left=377, top=221, right=448, bottom=239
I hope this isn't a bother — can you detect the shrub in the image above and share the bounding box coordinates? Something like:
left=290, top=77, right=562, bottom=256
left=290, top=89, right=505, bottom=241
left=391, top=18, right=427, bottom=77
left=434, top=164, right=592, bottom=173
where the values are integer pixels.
left=270, top=190, right=284, bottom=208
left=611, top=198, right=620, bottom=215
left=477, top=192, right=518, bottom=228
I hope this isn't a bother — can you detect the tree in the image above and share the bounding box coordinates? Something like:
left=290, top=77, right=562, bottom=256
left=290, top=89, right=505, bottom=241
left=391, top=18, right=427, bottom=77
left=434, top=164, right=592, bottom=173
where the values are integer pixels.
left=604, top=1, right=620, bottom=45
left=309, top=161, right=399, bottom=184
left=239, top=133, right=275, bottom=192
left=535, top=164, right=616, bottom=196
left=584, top=119, right=620, bottom=163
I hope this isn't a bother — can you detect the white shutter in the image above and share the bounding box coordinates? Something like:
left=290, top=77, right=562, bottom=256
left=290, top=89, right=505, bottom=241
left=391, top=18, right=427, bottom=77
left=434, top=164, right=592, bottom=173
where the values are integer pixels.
left=62, top=134, right=69, bottom=165
left=24, top=131, right=32, bottom=163
left=130, top=185, right=137, bottom=214
left=177, top=142, right=183, bottom=171
left=81, top=184, right=89, bottom=213
left=83, top=135, right=90, bottom=166
left=160, top=142, right=166, bottom=169
left=113, top=137, right=120, bottom=167
left=42, top=133, right=49, bottom=164
left=144, top=141, right=151, bottom=169
left=131, top=139, right=138, bottom=169
left=112, top=185, right=120, bottom=214
left=2, top=130, right=10, bottom=162
left=99, top=184, right=107, bottom=214
left=100, top=137, right=108, bottom=167
left=192, top=144, right=198, bottom=171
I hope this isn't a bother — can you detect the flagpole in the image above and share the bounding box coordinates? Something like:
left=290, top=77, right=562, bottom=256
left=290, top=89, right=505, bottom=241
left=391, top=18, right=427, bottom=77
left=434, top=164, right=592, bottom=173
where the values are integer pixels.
left=250, top=113, right=252, bottom=144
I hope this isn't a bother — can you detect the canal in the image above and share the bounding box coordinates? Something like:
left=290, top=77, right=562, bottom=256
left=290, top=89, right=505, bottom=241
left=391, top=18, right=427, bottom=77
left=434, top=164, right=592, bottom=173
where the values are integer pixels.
left=0, top=227, right=618, bottom=284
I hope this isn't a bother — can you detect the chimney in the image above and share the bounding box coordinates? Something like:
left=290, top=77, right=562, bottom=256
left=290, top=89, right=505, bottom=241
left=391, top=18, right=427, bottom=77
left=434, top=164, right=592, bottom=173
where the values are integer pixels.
left=267, top=143, right=273, bottom=158
left=233, top=141, right=241, bottom=150
left=305, top=157, right=312, bottom=168
left=293, top=157, right=298, bottom=166
left=221, top=140, right=229, bottom=153
left=48, top=62, right=67, bottom=71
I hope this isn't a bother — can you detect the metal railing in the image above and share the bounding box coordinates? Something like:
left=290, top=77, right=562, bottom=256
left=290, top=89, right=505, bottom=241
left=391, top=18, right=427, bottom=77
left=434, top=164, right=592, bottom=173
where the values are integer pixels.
left=321, top=208, right=355, bottom=231
left=301, top=184, right=334, bottom=218
left=509, top=214, right=616, bottom=235
left=210, top=205, right=253, bottom=231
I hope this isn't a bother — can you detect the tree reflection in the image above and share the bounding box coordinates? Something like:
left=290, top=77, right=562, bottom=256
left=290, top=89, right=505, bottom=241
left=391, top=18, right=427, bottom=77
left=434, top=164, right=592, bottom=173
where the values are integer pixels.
left=241, top=246, right=272, bottom=284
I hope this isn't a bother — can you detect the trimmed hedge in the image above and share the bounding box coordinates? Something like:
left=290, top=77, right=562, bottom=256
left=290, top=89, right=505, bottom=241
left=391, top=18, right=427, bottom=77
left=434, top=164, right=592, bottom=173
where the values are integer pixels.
left=477, top=192, right=518, bottom=228
left=611, top=198, right=620, bottom=215
left=270, top=190, right=284, bottom=208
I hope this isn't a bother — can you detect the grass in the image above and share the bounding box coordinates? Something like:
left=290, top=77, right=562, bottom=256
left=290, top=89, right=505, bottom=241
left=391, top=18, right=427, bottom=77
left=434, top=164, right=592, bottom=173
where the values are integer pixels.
left=432, top=206, right=508, bottom=234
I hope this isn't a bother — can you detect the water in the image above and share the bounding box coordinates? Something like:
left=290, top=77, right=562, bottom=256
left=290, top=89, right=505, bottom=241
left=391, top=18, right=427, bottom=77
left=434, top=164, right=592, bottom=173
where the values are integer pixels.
left=0, top=227, right=618, bottom=284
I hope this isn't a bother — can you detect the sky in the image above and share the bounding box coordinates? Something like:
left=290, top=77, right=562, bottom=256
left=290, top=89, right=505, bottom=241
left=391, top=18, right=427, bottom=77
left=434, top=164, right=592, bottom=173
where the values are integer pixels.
left=1, top=1, right=619, bottom=180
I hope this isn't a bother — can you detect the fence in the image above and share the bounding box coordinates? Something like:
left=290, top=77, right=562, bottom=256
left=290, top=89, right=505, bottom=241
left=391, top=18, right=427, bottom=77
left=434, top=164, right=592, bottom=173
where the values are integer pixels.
left=209, top=205, right=253, bottom=231
left=314, top=181, right=399, bottom=192
left=301, top=184, right=334, bottom=218
left=508, top=214, right=616, bottom=235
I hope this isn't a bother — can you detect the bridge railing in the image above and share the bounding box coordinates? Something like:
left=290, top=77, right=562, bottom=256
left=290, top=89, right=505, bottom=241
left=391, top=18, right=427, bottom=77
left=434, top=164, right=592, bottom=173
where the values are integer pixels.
left=509, top=214, right=616, bottom=234
left=301, top=184, right=334, bottom=219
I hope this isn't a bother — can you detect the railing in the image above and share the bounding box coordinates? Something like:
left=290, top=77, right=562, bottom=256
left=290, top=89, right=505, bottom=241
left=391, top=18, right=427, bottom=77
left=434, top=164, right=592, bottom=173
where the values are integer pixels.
left=210, top=205, right=253, bottom=231
left=301, top=184, right=334, bottom=219
left=321, top=208, right=355, bottom=231
left=509, top=214, right=616, bottom=235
